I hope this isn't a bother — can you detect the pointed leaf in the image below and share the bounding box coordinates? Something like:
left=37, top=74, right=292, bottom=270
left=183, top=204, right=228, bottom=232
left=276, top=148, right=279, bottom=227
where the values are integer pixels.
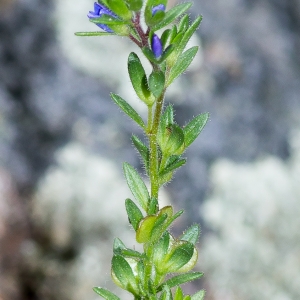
left=125, top=198, right=144, bottom=231
left=159, top=44, right=176, bottom=63
left=120, top=248, right=144, bottom=258
left=159, top=158, right=186, bottom=177
left=174, top=286, right=184, bottom=300
left=183, top=113, right=209, bottom=147
left=177, top=14, right=189, bottom=33
left=111, top=93, right=145, bottom=129
left=176, top=16, right=202, bottom=57
left=181, top=224, right=200, bottom=245
left=132, top=135, right=149, bottom=171
left=160, top=285, right=173, bottom=300
left=93, top=287, right=120, bottom=300
left=128, top=53, right=154, bottom=105
left=142, top=46, right=158, bottom=64
left=161, top=29, right=171, bottom=47
left=164, top=209, right=184, bottom=229
left=152, top=2, right=193, bottom=31
left=90, top=15, right=130, bottom=25
left=167, top=46, right=198, bottom=86
left=75, top=31, right=115, bottom=36
left=123, top=163, right=149, bottom=211
left=113, top=237, right=126, bottom=254
left=157, top=272, right=204, bottom=292
left=191, top=290, right=205, bottom=300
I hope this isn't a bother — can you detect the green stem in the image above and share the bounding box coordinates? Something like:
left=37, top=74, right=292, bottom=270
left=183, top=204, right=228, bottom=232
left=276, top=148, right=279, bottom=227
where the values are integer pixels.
left=147, top=90, right=166, bottom=202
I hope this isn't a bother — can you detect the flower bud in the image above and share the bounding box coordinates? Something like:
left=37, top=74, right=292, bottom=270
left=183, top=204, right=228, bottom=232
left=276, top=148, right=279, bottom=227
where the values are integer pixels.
left=87, top=2, right=117, bottom=33
left=152, top=4, right=166, bottom=16
left=151, top=34, right=163, bottom=58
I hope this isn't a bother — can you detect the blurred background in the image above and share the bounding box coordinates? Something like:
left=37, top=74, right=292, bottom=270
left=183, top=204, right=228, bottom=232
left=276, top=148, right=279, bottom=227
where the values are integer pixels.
left=0, top=0, right=300, bottom=299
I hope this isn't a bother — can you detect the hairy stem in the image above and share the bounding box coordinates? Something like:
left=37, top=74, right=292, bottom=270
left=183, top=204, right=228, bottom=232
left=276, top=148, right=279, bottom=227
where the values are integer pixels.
left=148, top=91, right=165, bottom=201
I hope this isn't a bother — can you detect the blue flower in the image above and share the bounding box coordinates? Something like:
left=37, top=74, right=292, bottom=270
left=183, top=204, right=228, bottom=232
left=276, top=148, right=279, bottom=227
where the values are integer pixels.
left=88, top=2, right=117, bottom=33
left=151, top=34, right=163, bottom=58
left=152, top=4, right=166, bottom=16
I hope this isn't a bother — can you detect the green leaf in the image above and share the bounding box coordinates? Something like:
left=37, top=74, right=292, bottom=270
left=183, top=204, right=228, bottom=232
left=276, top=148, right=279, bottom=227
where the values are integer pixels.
left=164, top=241, right=195, bottom=273
left=158, top=124, right=185, bottom=156
left=136, top=215, right=157, bottom=243
left=177, top=14, right=189, bottom=33
left=128, top=53, right=154, bottom=105
left=160, top=285, right=173, bottom=300
left=191, top=290, right=205, bottom=300
left=132, top=135, right=149, bottom=172
left=103, top=0, right=132, bottom=20
left=93, top=287, right=120, bottom=300
left=161, top=29, right=171, bottom=47
left=142, top=46, right=158, bottom=64
left=159, top=157, right=186, bottom=177
left=171, top=32, right=184, bottom=45
left=149, top=70, right=165, bottom=97
left=159, top=44, right=176, bottom=63
left=123, top=163, right=150, bottom=211
left=183, top=296, right=191, bottom=300
left=89, top=15, right=130, bottom=25
left=110, top=93, right=145, bottom=129
left=125, top=0, right=143, bottom=11
left=164, top=209, right=184, bottom=229
left=111, top=255, right=138, bottom=294
left=120, top=248, right=144, bottom=258
left=152, top=2, right=193, bottom=31
left=169, top=25, right=178, bottom=43
left=174, top=287, right=184, bottom=300
left=153, top=231, right=171, bottom=266
left=180, top=224, right=200, bottom=245
left=175, top=16, right=202, bottom=57
left=151, top=213, right=168, bottom=240
left=75, top=31, right=115, bottom=36
left=125, top=198, right=144, bottom=231
left=167, top=46, right=198, bottom=86
left=183, top=113, right=209, bottom=147
left=113, top=238, right=126, bottom=254
left=148, top=197, right=159, bottom=214
left=158, top=105, right=174, bottom=145
left=157, top=272, right=204, bottom=292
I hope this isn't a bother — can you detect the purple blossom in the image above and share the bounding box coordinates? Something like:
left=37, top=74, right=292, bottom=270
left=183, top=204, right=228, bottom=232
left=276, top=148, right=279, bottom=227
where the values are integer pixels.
left=88, top=2, right=117, bottom=33
left=151, top=34, right=163, bottom=58
left=152, top=4, right=166, bottom=16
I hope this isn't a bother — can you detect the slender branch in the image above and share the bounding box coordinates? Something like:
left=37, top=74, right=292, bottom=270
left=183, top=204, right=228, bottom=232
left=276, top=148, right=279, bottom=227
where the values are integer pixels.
left=129, top=34, right=143, bottom=47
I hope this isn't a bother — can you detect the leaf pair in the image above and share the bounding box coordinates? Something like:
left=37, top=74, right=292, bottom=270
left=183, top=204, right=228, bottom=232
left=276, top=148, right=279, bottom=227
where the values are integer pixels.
left=165, top=15, right=202, bottom=86
left=123, top=162, right=149, bottom=211
left=128, top=52, right=165, bottom=104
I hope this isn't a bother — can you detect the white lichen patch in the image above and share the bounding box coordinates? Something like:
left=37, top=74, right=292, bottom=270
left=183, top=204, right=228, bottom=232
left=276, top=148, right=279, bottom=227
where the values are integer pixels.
left=200, top=131, right=300, bottom=300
